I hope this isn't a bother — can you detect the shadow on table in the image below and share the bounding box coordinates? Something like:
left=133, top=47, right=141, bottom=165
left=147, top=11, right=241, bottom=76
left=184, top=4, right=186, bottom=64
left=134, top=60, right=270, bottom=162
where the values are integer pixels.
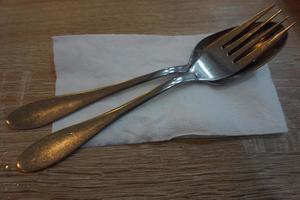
left=170, top=132, right=285, bottom=145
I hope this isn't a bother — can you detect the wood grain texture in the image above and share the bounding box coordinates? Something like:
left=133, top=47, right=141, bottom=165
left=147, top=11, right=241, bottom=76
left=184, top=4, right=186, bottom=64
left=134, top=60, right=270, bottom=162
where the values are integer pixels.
left=1, top=0, right=300, bottom=199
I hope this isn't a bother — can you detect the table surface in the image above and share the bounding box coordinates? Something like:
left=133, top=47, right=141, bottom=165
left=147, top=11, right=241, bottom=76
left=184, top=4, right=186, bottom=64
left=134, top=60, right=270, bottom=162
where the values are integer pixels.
left=1, top=0, right=300, bottom=199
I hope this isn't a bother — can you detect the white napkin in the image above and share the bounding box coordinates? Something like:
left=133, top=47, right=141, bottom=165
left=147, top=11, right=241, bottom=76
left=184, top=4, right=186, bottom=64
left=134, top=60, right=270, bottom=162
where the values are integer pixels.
left=52, top=34, right=288, bottom=147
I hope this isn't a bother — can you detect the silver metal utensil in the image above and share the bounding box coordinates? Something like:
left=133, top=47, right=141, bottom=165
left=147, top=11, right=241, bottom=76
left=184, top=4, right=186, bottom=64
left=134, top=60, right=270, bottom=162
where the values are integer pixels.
left=6, top=66, right=189, bottom=129
left=16, top=5, right=294, bottom=172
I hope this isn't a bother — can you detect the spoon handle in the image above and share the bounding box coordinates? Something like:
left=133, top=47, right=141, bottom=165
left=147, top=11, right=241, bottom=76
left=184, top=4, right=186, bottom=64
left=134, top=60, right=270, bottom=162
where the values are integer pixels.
left=6, top=65, right=187, bottom=130
left=17, top=73, right=195, bottom=172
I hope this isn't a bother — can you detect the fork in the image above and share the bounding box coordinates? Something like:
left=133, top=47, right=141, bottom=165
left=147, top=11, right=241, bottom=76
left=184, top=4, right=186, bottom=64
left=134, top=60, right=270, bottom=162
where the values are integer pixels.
left=17, top=4, right=295, bottom=172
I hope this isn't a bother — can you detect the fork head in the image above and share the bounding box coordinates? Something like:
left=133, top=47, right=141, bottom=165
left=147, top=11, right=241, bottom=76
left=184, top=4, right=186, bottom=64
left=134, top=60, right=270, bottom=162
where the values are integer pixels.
left=189, top=4, right=295, bottom=81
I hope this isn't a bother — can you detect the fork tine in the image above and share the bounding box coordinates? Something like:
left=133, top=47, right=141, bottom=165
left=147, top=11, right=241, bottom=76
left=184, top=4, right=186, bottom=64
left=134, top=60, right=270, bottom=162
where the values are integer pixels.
left=237, top=22, right=295, bottom=67
left=225, top=9, right=282, bottom=52
left=231, top=16, right=289, bottom=59
left=213, top=4, right=275, bottom=46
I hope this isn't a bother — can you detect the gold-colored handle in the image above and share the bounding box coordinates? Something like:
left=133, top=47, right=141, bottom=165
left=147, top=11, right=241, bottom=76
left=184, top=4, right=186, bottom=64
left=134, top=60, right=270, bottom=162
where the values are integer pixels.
left=17, top=75, right=191, bottom=172
left=6, top=88, right=112, bottom=130
left=16, top=112, right=116, bottom=172
left=6, top=66, right=187, bottom=130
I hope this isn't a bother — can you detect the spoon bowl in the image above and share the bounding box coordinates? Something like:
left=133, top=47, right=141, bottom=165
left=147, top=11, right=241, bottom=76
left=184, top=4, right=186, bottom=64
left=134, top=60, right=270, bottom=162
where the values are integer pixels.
left=188, top=22, right=288, bottom=84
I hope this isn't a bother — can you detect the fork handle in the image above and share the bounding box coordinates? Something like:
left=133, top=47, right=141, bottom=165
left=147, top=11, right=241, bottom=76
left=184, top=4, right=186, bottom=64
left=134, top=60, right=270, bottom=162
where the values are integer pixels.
left=6, top=65, right=187, bottom=130
left=17, top=73, right=196, bottom=172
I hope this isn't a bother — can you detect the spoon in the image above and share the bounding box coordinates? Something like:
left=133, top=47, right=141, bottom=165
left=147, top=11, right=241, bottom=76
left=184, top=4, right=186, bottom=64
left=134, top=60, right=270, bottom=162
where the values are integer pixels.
left=4, top=4, right=284, bottom=130
left=17, top=5, right=294, bottom=172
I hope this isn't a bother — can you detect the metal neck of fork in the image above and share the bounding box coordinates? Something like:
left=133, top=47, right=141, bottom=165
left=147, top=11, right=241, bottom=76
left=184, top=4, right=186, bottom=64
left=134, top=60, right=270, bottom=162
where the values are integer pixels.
left=169, top=73, right=198, bottom=85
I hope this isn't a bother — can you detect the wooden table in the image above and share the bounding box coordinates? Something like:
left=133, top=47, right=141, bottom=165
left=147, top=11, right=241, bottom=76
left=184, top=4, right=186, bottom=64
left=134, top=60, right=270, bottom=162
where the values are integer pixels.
left=1, top=0, right=300, bottom=199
